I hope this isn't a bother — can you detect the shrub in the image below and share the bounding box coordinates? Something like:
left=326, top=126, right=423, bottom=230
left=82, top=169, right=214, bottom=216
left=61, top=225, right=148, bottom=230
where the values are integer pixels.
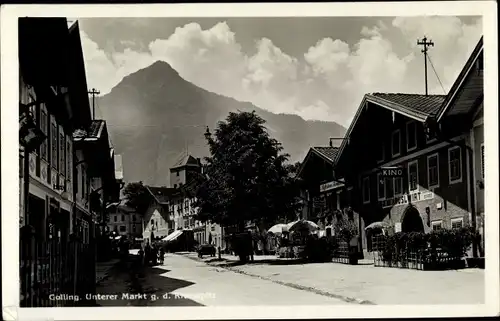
left=378, top=227, right=476, bottom=269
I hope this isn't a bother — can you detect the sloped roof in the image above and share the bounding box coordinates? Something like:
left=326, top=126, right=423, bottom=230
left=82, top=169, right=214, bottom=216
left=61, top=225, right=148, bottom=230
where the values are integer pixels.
left=146, top=186, right=178, bottom=204
left=368, top=93, right=446, bottom=117
left=296, top=146, right=338, bottom=179
left=312, top=147, right=339, bottom=163
left=171, top=154, right=200, bottom=170
left=437, top=36, right=483, bottom=121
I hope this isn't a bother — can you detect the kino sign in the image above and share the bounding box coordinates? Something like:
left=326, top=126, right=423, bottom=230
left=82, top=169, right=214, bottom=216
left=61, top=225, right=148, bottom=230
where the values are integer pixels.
left=381, top=166, right=405, bottom=178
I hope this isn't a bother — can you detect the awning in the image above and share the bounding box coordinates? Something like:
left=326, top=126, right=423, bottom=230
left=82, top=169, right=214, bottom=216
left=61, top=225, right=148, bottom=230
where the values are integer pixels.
left=162, top=230, right=183, bottom=242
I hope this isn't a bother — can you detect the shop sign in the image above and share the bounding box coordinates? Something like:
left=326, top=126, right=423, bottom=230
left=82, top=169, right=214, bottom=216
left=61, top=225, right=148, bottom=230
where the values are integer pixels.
left=319, top=180, right=343, bottom=193
left=381, top=166, right=405, bottom=177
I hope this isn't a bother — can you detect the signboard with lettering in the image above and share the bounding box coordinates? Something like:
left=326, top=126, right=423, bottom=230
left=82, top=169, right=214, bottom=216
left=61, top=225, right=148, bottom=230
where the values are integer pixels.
left=381, top=166, right=406, bottom=178
left=319, top=181, right=344, bottom=193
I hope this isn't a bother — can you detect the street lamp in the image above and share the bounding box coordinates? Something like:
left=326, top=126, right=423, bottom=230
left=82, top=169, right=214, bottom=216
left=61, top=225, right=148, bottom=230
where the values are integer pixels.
left=20, top=107, right=47, bottom=228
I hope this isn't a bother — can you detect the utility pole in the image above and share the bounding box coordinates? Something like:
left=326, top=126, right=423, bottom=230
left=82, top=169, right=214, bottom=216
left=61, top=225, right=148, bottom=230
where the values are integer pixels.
left=88, top=88, right=100, bottom=120
left=417, top=36, right=434, bottom=96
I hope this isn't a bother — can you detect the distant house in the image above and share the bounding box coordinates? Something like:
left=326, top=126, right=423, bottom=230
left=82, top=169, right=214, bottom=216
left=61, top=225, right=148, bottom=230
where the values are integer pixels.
left=142, top=186, right=176, bottom=243
left=334, top=36, right=483, bottom=252
left=296, top=146, right=362, bottom=245
left=107, top=203, right=142, bottom=238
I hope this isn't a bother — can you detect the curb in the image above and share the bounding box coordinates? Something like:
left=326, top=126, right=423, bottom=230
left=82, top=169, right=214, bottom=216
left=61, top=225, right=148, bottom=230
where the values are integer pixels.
left=179, top=253, right=375, bottom=305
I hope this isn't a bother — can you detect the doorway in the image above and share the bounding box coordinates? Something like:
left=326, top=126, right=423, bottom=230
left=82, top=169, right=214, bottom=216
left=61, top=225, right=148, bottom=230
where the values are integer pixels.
left=401, top=206, right=424, bottom=232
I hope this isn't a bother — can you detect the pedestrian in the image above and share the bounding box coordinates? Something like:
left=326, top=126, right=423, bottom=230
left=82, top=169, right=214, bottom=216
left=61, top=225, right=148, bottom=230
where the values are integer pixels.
left=138, top=247, right=145, bottom=266
left=159, top=246, right=165, bottom=264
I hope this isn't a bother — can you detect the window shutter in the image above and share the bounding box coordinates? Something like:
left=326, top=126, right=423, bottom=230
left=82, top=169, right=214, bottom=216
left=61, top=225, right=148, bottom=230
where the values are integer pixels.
left=481, top=145, right=485, bottom=178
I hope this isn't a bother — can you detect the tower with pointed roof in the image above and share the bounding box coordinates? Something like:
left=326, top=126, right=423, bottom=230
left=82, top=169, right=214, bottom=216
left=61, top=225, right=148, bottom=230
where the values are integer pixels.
left=169, top=154, right=202, bottom=189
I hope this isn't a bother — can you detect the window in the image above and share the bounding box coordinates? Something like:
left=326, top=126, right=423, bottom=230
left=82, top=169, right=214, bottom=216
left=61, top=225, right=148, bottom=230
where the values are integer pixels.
left=481, top=144, right=484, bottom=179
left=427, top=153, right=439, bottom=189
left=408, top=160, right=419, bottom=192
left=406, top=121, right=417, bottom=152
left=40, top=109, right=48, bottom=160
left=377, top=144, right=385, bottom=163
left=425, top=129, right=437, bottom=144
left=336, top=190, right=342, bottom=210
left=132, top=225, right=136, bottom=232
left=66, top=140, right=71, bottom=181
left=132, top=215, right=136, bottom=222
left=385, top=177, right=394, bottom=199
left=119, top=226, right=126, bottom=232
left=362, top=177, right=370, bottom=204
left=392, top=130, right=401, bottom=157
left=75, top=167, right=79, bottom=194
left=451, top=218, right=463, bottom=229
left=51, top=123, right=58, bottom=169
left=176, top=171, right=179, bottom=177
left=114, top=215, right=117, bottom=222
left=394, top=177, right=403, bottom=196
left=448, top=146, right=462, bottom=184
left=59, top=133, right=65, bottom=176
left=432, top=220, right=443, bottom=231
left=81, top=168, right=86, bottom=199
left=377, top=173, right=385, bottom=200
left=121, top=214, right=125, bottom=222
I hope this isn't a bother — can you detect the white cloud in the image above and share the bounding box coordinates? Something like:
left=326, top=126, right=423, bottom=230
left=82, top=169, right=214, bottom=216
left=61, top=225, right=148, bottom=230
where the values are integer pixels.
left=81, top=17, right=483, bottom=127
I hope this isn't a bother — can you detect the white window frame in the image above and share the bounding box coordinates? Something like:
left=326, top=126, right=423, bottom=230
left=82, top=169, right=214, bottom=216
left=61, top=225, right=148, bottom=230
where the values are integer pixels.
left=406, top=121, right=418, bottom=152
left=448, top=146, right=463, bottom=184
left=431, top=220, right=443, bottom=231
left=391, top=129, right=401, bottom=157
left=377, top=144, right=385, bottom=163
left=362, top=176, right=370, bottom=204
left=377, top=173, right=385, bottom=200
left=451, top=217, right=464, bottom=229
left=480, top=143, right=484, bottom=179
left=394, top=177, right=403, bottom=196
left=427, top=153, right=440, bottom=189
left=407, top=160, right=419, bottom=192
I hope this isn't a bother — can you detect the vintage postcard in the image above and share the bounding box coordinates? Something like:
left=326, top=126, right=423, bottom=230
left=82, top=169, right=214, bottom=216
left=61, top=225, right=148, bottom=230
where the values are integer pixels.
left=1, top=1, right=499, bottom=320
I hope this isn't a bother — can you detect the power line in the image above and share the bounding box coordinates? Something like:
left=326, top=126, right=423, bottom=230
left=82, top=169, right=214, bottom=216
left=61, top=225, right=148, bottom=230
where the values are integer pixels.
left=426, top=53, right=447, bottom=94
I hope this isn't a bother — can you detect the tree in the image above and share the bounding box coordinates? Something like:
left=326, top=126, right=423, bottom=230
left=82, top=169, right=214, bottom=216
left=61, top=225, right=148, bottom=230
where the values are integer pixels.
left=195, top=111, right=301, bottom=234
left=123, top=181, right=152, bottom=215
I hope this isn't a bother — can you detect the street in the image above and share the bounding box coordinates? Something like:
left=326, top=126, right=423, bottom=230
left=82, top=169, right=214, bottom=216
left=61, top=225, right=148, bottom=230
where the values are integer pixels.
left=95, top=253, right=350, bottom=306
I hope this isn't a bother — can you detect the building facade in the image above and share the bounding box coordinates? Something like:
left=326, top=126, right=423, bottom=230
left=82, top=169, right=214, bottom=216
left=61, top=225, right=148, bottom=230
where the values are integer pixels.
left=107, top=204, right=142, bottom=238
left=142, top=186, right=174, bottom=243
left=333, top=37, right=483, bottom=252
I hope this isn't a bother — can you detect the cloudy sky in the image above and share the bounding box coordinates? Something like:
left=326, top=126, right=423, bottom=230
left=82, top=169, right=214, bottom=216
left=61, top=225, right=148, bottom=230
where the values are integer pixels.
left=78, top=16, right=482, bottom=126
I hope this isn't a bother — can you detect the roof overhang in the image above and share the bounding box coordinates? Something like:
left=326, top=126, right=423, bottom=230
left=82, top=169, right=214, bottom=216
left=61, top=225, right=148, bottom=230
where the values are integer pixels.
left=334, top=94, right=431, bottom=168
left=437, top=37, right=483, bottom=122
left=296, top=147, right=335, bottom=180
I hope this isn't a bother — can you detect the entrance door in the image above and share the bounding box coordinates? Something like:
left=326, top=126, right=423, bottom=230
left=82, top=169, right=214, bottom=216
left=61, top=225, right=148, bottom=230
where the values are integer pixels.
left=401, top=206, right=424, bottom=233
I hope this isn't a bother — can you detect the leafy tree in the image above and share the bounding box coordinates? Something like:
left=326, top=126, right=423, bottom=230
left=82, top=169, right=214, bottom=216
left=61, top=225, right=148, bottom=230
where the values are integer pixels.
left=123, top=181, right=152, bottom=215
left=195, top=111, right=301, bottom=234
